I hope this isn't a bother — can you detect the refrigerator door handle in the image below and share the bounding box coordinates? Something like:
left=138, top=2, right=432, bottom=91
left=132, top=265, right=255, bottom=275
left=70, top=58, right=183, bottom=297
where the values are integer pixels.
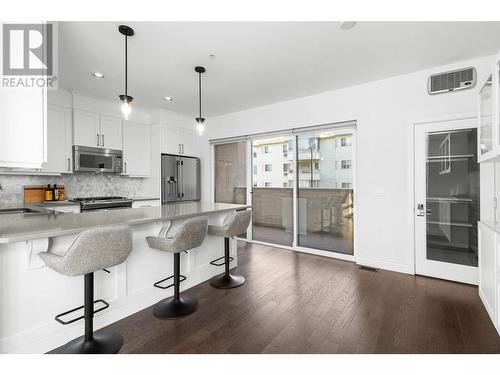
left=176, top=160, right=181, bottom=198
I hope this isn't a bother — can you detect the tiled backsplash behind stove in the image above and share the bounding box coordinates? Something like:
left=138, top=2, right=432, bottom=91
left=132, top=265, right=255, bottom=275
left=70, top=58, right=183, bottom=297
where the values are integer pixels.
left=0, top=173, right=146, bottom=206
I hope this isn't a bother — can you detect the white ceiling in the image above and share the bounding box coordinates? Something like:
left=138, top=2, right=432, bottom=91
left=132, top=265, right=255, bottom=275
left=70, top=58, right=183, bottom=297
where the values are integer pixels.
left=59, top=21, right=500, bottom=117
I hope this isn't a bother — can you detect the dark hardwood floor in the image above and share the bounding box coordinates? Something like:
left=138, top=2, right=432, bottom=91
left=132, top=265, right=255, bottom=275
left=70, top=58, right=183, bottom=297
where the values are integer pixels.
left=103, top=242, right=500, bottom=353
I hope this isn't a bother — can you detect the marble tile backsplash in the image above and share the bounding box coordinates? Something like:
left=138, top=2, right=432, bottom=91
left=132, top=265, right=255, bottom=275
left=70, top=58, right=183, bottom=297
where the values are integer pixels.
left=0, top=173, right=146, bottom=207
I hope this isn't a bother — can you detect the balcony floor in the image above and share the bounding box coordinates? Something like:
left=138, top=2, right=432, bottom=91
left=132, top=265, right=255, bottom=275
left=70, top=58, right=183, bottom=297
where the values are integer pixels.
left=252, top=224, right=353, bottom=255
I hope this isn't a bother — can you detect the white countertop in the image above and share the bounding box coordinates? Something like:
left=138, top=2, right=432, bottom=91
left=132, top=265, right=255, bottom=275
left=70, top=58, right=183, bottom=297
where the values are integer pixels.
left=0, top=202, right=250, bottom=243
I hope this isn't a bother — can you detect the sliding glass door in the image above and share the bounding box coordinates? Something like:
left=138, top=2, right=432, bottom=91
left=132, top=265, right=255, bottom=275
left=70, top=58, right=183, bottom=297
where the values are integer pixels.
left=212, top=123, right=356, bottom=256
left=213, top=141, right=248, bottom=238
left=214, top=141, right=247, bottom=205
left=251, top=136, right=294, bottom=246
left=296, top=130, right=354, bottom=254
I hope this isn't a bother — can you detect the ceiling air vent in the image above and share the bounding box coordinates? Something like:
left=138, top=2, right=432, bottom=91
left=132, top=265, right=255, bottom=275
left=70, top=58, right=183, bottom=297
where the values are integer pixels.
left=427, top=67, right=476, bottom=95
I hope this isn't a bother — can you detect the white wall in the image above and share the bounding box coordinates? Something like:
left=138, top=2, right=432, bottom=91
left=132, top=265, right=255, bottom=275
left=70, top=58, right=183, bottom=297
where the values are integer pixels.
left=199, top=55, right=493, bottom=274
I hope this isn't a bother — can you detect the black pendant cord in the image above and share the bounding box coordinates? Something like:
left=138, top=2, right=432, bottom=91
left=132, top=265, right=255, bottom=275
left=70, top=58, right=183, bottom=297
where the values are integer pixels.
left=124, top=34, right=128, bottom=97
left=198, top=71, right=202, bottom=120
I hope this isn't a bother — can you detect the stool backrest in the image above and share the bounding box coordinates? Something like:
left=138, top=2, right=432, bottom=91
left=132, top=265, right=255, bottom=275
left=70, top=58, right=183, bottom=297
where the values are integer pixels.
left=58, top=225, right=133, bottom=276
left=168, top=216, right=208, bottom=252
left=223, top=209, right=252, bottom=238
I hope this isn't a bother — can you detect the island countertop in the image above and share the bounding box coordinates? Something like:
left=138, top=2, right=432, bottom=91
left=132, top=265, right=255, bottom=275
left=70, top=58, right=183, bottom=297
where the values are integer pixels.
left=0, top=202, right=250, bottom=244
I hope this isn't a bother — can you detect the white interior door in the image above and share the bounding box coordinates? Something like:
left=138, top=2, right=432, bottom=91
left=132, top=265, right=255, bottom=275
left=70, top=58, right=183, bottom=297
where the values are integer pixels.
left=415, top=118, right=480, bottom=285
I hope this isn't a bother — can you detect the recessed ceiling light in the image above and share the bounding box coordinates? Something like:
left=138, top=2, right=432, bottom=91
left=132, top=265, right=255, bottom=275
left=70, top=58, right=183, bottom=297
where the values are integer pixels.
left=91, top=72, right=104, bottom=78
left=164, top=96, right=173, bottom=101
left=340, top=21, right=356, bottom=30
left=209, top=54, right=216, bottom=60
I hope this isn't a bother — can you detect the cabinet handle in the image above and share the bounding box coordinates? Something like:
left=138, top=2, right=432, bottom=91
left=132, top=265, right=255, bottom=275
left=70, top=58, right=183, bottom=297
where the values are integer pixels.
left=102, top=134, right=105, bottom=147
left=124, top=162, right=127, bottom=174
left=181, top=144, right=184, bottom=154
left=67, top=158, right=71, bottom=172
left=97, top=133, right=100, bottom=146
left=179, top=144, right=181, bottom=154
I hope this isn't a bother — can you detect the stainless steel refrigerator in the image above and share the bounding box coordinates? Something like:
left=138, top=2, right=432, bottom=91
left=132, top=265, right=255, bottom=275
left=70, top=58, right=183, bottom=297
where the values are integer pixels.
left=161, top=154, right=201, bottom=203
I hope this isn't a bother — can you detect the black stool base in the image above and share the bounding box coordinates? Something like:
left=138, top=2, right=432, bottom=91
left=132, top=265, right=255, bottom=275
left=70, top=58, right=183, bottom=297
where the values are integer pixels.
left=153, top=295, right=199, bottom=319
left=209, top=273, right=245, bottom=289
left=51, top=331, right=123, bottom=354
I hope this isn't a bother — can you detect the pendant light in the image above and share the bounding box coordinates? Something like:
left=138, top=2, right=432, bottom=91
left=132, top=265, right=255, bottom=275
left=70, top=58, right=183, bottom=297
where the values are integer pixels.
left=118, top=25, right=134, bottom=119
left=194, top=66, right=206, bottom=135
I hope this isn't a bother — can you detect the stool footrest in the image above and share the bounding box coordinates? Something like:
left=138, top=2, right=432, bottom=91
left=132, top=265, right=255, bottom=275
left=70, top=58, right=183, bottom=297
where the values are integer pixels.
left=210, top=255, right=234, bottom=267
left=153, top=274, right=187, bottom=290
left=55, top=299, right=109, bottom=325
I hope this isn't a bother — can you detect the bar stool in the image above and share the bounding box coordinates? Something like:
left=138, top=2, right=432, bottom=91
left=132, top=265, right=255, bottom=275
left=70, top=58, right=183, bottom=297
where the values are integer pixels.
left=39, top=225, right=133, bottom=354
left=146, top=216, right=208, bottom=319
left=208, top=209, right=251, bottom=289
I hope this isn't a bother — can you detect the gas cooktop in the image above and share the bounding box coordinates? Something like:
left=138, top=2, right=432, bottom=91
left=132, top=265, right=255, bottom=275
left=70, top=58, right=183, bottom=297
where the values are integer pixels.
left=71, top=196, right=133, bottom=211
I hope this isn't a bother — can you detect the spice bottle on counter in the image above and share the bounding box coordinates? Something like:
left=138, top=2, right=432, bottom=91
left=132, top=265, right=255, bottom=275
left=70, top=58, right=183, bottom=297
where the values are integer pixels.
left=53, top=184, right=59, bottom=201
left=44, top=184, right=53, bottom=201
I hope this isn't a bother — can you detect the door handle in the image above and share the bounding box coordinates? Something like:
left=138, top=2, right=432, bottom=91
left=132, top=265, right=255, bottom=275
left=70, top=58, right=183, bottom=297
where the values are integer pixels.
left=416, top=203, right=425, bottom=217
left=102, top=134, right=105, bottom=147
left=181, top=144, right=184, bottom=154
left=67, top=158, right=71, bottom=172
left=97, top=133, right=100, bottom=146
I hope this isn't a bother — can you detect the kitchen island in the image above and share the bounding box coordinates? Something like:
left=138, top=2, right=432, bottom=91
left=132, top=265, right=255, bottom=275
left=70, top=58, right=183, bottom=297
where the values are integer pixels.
left=0, top=202, right=250, bottom=353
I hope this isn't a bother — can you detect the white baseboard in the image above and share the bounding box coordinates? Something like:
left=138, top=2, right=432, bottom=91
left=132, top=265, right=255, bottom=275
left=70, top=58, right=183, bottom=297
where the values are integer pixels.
left=356, top=256, right=413, bottom=275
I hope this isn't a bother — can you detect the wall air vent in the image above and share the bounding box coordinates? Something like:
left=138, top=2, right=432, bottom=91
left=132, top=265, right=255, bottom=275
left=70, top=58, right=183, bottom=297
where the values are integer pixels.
left=427, top=67, right=476, bottom=95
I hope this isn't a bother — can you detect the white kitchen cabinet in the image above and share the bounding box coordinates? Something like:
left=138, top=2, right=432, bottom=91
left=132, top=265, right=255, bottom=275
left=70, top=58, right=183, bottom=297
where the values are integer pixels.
left=100, top=115, right=123, bottom=150
left=479, top=51, right=500, bottom=163
left=73, top=109, right=100, bottom=148
left=132, top=199, right=160, bottom=208
left=123, top=120, right=150, bottom=177
left=74, top=109, right=122, bottom=150
left=0, top=88, right=46, bottom=169
left=179, top=128, right=197, bottom=156
left=44, top=204, right=81, bottom=213
left=160, top=125, right=198, bottom=156
left=161, top=126, right=181, bottom=154
left=41, top=105, right=73, bottom=174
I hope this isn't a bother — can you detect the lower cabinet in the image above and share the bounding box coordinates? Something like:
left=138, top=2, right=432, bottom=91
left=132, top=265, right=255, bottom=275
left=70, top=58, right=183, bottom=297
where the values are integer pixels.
left=132, top=199, right=160, bottom=208
left=479, top=221, right=500, bottom=334
left=122, top=121, right=151, bottom=177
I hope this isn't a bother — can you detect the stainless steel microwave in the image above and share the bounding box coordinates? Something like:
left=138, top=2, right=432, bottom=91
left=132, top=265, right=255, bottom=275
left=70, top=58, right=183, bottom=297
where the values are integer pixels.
left=73, top=146, right=123, bottom=173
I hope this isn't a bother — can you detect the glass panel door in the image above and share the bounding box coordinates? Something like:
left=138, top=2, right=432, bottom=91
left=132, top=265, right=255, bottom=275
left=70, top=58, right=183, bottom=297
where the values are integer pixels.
left=251, top=136, right=294, bottom=246
left=425, top=129, right=479, bottom=266
left=296, top=130, right=354, bottom=254
left=415, top=118, right=479, bottom=284
left=214, top=141, right=248, bottom=238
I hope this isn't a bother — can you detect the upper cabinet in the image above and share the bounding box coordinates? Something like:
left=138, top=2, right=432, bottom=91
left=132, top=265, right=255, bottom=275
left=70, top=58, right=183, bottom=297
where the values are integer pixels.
left=74, top=109, right=123, bottom=150
left=42, top=104, right=73, bottom=174
left=160, top=126, right=198, bottom=156
left=100, top=115, right=123, bottom=150
left=123, top=120, right=150, bottom=177
left=479, top=52, right=500, bottom=163
left=0, top=88, right=46, bottom=169
left=73, top=109, right=100, bottom=148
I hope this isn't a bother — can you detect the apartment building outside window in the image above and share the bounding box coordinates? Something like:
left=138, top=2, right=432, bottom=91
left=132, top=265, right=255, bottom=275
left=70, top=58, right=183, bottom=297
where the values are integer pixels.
left=264, top=146, right=270, bottom=154
left=265, top=164, right=272, bottom=172
left=341, top=160, right=352, bottom=169
left=264, top=182, right=272, bottom=187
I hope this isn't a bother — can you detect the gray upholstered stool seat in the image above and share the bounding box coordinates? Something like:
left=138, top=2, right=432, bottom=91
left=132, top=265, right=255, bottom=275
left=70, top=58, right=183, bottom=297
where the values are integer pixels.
left=39, top=225, right=133, bottom=354
left=208, top=209, right=251, bottom=289
left=146, top=216, right=208, bottom=319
